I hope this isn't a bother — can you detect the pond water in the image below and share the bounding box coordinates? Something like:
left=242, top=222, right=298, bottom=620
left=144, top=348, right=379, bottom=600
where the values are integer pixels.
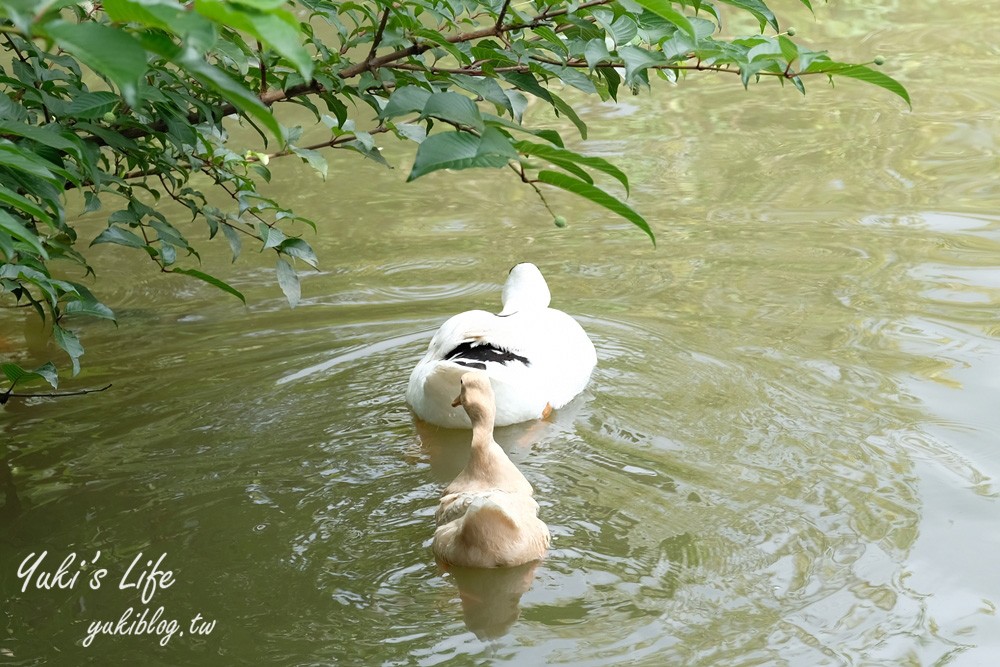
left=3, top=1, right=1000, bottom=665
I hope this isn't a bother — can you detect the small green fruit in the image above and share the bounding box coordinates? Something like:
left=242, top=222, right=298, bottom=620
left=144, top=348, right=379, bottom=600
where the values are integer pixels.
left=786, top=27, right=796, bottom=36
left=554, top=215, right=568, bottom=228
left=873, top=55, right=886, bottom=66
left=102, top=111, right=116, bottom=123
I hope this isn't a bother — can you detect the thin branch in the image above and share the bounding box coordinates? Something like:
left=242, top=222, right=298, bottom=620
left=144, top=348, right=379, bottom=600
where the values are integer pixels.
left=257, top=40, right=268, bottom=95
left=495, top=0, right=512, bottom=29
left=367, top=5, right=393, bottom=67
left=394, top=55, right=811, bottom=80
left=212, top=177, right=275, bottom=230
left=527, top=0, right=614, bottom=22
left=509, top=162, right=557, bottom=217
left=0, top=384, right=112, bottom=405
left=257, top=127, right=392, bottom=161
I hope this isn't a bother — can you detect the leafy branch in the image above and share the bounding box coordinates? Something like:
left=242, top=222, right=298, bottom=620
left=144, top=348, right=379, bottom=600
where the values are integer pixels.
left=0, top=0, right=910, bottom=385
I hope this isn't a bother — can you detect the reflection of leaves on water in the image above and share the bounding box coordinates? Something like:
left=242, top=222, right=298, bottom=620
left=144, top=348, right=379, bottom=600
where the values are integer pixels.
left=640, top=532, right=700, bottom=600
left=0, top=455, right=22, bottom=522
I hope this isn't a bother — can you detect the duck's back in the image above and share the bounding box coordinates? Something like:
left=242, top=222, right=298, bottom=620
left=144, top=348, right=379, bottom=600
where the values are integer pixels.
left=433, top=492, right=550, bottom=568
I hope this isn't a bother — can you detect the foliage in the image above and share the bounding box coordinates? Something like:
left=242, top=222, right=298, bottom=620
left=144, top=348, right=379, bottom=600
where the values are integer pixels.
left=0, top=0, right=909, bottom=392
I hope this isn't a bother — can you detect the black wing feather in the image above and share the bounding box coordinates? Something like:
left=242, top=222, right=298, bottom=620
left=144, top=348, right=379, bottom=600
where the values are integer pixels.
left=444, top=341, right=530, bottom=370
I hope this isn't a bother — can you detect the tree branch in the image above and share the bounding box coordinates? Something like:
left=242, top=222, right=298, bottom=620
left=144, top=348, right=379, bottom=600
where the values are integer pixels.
left=257, top=40, right=268, bottom=95
left=69, top=0, right=615, bottom=150
left=495, top=0, right=512, bottom=29
left=393, top=54, right=823, bottom=81
left=258, top=127, right=392, bottom=161
left=367, top=5, right=392, bottom=66
left=0, top=384, right=112, bottom=405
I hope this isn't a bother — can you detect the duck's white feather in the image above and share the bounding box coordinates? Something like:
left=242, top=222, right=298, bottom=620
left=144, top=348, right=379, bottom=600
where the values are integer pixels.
left=407, top=263, right=596, bottom=428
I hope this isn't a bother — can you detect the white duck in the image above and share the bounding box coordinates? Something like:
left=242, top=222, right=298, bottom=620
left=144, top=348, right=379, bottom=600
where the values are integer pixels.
left=433, top=371, right=550, bottom=568
left=407, top=263, right=597, bottom=428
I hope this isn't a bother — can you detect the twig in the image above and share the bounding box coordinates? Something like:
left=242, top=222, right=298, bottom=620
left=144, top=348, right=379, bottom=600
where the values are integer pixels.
left=257, top=40, right=268, bottom=95
left=257, top=126, right=392, bottom=161
left=394, top=55, right=816, bottom=80
left=367, top=5, right=393, bottom=67
left=1, top=384, right=112, bottom=405
left=495, top=0, right=512, bottom=29
left=509, top=162, right=557, bottom=217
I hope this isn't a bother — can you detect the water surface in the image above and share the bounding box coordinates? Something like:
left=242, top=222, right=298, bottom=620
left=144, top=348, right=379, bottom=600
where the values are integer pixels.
left=3, top=1, right=1000, bottom=664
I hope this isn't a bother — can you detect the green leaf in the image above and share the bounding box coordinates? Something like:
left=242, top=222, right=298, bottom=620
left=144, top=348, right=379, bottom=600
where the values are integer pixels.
left=812, top=63, right=911, bottom=109
left=174, top=48, right=283, bottom=143
left=593, top=11, right=638, bottom=47
left=193, top=0, right=313, bottom=80
left=1, top=362, right=58, bottom=389
left=0, top=121, right=84, bottom=159
left=171, top=267, right=246, bottom=303
left=258, top=223, right=286, bottom=250
left=91, top=226, right=147, bottom=249
left=618, top=46, right=667, bottom=86
left=631, top=0, right=697, bottom=39
left=516, top=141, right=630, bottom=194
left=778, top=35, right=798, bottom=64
left=67, top=91, right=120, bottom=119
left=483, top=115, right=564, bottom=146
left=221, top=223, right=242, bottom=262
left=584, top=38, right=612, bottom=72
left=342, top=140, right=390, bottom=167
left=0, top=186, right=53, bottom=228
left=41, top=20, right=147, bottom=106
left=536, top=170, right=654, bottom=244
left=53, top=324, right=83, bottom=376
left=533, top=25, right=568, bottom=54
left=229, top=0, right=287, bottom=10
left=290, top=146, right=328, bottom=179
left=407, top=127, right=518, bottom=181
left=382, top=86, right=432, bottom=119
left=275, top=256, right=299, bottom=308
left=278, top=238, right=318, bottom=268
left=413, top=28, right=471, bottom=64
left=33, top=362, right=59, bottom=389
left=103, top=0, right=216, bottom=47
left=394, top=123, right=427, bottom=143
left=0, top=209, right=48, bottom=258
left=449, top=75, right=512, bottom=115
left=747, top=38, right=780, bottom=62
left=538, top=64, right=597, bottom=95
left=549, top=91, right=588, bottom=140
left=64, top=298, right=117, bottom=322
left=501, top=72, right=553, bottom=104
left=0, top=143, right=74, bottom=185
left=717, top=0, right=778, bottom=32
left=421, top=92, right=484, bottom=132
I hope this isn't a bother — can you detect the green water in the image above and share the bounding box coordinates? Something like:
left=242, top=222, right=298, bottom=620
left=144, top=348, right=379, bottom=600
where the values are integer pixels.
left=3, top=1, right=1000, bottom=664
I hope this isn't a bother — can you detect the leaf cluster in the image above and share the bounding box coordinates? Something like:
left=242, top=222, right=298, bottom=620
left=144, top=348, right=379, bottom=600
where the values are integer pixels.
left=0, top=0, right=908, bottom=389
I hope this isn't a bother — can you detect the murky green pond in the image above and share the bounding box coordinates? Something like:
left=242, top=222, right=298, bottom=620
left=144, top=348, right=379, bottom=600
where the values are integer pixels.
left=4, top=1, right=1000, bottom=664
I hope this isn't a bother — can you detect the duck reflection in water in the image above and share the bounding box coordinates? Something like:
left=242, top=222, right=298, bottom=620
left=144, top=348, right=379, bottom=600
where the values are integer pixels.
left=443, top=561, right=540, bottom=640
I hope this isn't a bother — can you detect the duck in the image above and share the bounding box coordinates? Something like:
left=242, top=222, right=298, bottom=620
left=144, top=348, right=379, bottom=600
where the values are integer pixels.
left=406, top=263, right=597, bottom=428
left=432, top=371, right=550, bottom=568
